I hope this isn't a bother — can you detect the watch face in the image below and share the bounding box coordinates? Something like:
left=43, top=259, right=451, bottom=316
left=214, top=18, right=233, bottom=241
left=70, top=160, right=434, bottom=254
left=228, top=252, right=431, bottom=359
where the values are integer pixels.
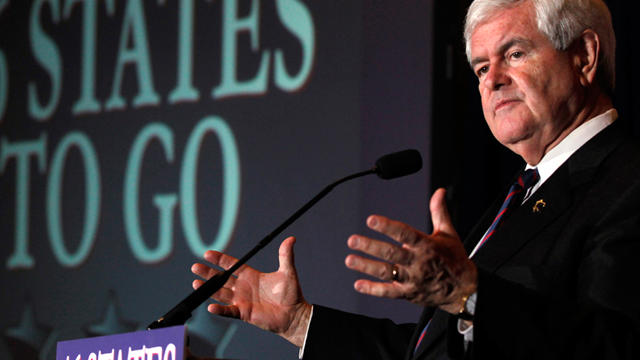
left=465, top=292, right=477, bottom=316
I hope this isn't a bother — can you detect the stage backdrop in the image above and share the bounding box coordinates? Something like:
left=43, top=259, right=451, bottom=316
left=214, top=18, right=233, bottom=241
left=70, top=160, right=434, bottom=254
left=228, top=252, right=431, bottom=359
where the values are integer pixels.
left=0, top=1, right=432, bottom=359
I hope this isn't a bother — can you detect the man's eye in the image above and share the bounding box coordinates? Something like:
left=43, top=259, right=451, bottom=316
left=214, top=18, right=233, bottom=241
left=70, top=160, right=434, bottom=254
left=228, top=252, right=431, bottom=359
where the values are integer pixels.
left=510, top=51, right=523, bottom=59
left=476, top=66, right=488, bottom=77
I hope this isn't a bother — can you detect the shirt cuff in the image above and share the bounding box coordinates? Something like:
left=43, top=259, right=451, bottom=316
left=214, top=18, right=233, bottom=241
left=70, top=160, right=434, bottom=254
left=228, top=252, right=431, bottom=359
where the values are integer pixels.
left=456, top=291, right=477, bottom=343
left=298, top=305, right=314, bottom=359
left=457, top=318, right=474, bottom=342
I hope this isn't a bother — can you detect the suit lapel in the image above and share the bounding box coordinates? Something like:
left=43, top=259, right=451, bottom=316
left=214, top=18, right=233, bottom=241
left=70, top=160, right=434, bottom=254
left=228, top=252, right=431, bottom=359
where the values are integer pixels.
left=471, top=167, right=572, bottom=271
left=405, top=307, right=434, bottom=360
left=411, top=309, right=449, bottom=359
left=471, top=120, right=624, bottom=271
left=462, top=193, right=505, bottom=255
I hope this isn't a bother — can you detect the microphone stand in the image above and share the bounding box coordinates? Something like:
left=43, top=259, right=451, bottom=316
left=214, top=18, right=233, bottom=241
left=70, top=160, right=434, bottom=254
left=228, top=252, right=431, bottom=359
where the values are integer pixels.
left=147, top=167, right=376, bottom=330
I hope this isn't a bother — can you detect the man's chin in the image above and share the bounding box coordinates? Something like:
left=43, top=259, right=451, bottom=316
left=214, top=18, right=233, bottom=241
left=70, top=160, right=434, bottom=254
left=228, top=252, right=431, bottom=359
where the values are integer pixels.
left=504, top=140, right=545, bottom=164
left=488, top=116, right=533, bottom=142
left=494, top=130, right=531, bottom=148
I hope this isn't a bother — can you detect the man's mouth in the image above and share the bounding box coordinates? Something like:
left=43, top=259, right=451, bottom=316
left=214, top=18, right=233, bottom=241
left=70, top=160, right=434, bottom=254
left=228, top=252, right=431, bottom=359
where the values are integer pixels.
left=494, top=98, right=519, bottom=112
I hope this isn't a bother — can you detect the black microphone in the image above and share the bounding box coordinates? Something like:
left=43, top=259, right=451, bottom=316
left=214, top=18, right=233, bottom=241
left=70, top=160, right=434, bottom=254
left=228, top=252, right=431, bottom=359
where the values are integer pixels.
left=375, top=149, right=422, bottom=179
left=147, top=149, right=422, bottom=330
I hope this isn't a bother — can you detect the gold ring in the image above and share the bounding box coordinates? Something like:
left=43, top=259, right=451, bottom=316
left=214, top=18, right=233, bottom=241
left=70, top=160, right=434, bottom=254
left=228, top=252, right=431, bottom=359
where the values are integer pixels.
left=391, top=264, right=400, bottom=282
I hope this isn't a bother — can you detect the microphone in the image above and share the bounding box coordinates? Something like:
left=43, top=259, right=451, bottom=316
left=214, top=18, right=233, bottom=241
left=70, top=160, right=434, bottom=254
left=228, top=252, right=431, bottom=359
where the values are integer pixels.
left=147, top=149, right=422, bottom=330
left=375, top=149, right=422, bottom=179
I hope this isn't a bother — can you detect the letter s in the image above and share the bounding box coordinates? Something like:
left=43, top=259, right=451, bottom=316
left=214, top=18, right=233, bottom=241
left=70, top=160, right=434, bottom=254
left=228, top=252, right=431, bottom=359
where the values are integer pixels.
left=273, top=0, right=315, bottom=91
left=28, top=0, right=63, bottom=120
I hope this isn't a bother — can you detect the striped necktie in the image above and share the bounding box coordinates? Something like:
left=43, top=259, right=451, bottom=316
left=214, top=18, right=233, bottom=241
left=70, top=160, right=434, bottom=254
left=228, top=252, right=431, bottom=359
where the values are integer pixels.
left=474, top=168, right=540, bottom=252
left=414, top=168, right=539, bottom=354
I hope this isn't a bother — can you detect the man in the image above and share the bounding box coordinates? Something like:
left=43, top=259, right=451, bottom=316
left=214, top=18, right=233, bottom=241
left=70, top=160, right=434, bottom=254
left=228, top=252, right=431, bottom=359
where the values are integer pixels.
left=191, top=0, right=640, bottom=358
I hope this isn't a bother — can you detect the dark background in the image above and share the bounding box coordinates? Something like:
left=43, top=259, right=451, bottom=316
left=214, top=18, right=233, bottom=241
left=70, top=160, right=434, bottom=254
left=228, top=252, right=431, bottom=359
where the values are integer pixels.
left=1, top=0, right=637, bottom=359
left=0, top=1, right=430, bottom=359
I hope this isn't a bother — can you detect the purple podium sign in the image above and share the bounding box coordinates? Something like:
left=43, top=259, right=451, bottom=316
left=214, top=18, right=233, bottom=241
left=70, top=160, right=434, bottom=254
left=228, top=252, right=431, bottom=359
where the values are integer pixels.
left=56, top=325, right=186, bottom=360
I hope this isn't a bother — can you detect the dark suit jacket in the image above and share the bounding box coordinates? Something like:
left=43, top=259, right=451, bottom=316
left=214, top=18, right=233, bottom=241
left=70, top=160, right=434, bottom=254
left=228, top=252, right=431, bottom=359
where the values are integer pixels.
left=303, top=121, right=640, bottom=360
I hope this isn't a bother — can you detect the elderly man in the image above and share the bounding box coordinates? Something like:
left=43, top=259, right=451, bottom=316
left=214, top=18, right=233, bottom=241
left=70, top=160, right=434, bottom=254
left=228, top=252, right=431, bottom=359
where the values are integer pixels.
left=191, top=0, right=640, bottom=358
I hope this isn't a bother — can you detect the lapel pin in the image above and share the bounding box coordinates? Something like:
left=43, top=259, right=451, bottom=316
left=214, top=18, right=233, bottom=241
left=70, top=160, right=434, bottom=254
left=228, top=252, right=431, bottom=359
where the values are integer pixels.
left=533, top=199, right=546, bottom=213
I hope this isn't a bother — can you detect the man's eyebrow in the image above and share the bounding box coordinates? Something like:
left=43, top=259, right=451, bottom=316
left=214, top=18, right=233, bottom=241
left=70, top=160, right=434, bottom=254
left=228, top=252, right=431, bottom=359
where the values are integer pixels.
left=470, top=37, right=534, bottom=68
left=470, top=56, right=487, bottom=68
left=499, top=37, right=533, bottom=54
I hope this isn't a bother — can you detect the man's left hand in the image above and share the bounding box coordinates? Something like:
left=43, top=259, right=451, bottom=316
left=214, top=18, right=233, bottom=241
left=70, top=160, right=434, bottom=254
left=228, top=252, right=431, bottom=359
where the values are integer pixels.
left=345, top=188, right=477, bottom=314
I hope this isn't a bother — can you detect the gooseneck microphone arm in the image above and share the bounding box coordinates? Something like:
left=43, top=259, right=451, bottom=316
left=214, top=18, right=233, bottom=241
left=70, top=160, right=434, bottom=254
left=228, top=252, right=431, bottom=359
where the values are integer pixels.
left=147, top=149, right=422, bottom=330
left=146, top=168, right=375, bottom=330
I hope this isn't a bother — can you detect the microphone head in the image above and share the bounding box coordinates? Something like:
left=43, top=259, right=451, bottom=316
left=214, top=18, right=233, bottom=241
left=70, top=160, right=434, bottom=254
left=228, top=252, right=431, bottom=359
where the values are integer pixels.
left=375, top=149, right=423, bottom=179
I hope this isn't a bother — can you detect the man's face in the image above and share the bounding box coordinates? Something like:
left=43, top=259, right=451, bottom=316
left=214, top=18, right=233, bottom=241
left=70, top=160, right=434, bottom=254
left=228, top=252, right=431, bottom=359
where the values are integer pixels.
left=470, top=2, right=583, bottom=164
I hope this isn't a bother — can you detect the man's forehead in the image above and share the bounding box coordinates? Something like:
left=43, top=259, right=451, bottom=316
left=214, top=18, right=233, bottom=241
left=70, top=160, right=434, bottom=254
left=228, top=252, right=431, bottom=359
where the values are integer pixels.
left=469, top=4, right=540, bottom=59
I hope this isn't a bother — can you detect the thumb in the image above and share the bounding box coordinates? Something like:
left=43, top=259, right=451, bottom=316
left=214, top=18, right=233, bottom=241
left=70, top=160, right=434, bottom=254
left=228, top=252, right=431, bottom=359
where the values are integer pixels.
left=429, top=188, right=457, bottom=236
left=278, top=236, right=297, bottom=274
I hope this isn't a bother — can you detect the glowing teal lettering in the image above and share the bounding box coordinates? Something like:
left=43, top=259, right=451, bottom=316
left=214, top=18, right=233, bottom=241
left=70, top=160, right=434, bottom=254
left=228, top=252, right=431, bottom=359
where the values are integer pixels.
left=47, top=132, right=101, bottom=267
left=273, top=0, right=315, bottom=91
left=1, top=135, right=47, bottom=269
left=105, top=0, right=160, bottom=110
left=166, top=0, right=199, bottom=103
left=124, top=123, right=177, bottom=263
left=63, top=0, right=116, bottom=114
left=181, top=116, right=240, bottom=255
left=212, top=0, right=270, bottom=99
left=28, top=0, right=63, bottom=120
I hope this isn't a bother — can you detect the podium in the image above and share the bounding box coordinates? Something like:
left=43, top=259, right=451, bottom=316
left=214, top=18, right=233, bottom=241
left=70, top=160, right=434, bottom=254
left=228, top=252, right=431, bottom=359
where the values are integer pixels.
left=55, top=326, right=230, bottom=360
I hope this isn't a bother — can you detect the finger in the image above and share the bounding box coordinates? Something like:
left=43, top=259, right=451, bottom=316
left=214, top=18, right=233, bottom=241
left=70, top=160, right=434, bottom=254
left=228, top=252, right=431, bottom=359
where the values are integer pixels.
left=429, top=188, right=458, bottom=236
left=192, top=278, right=204, bottom=290
left=366, top=215, right=427, bottom=246
left=208, top=303, right=241, bottom=319
left=191, top=277, right=236, bottom=291
left=192, top=279, right=236, bottom=302
left=345, top=254, right=400, bottom=282
left=353, top=279, right=403, bottom=299
left=191, top=263, right=239, bottom=286
left=212, top=286, right=235, bottom=304
left=347, top=234, right=412, bottom=265
left=192, top=262, right=221, bottom=280
left=203, top=250, right=254, bottom=277
left=278, top=236, right=297, bottom=274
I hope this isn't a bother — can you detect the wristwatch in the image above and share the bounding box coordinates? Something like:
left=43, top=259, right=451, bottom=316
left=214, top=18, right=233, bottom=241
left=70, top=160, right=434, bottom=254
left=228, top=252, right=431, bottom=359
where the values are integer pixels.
left=457, top=292, right=477, bottom=321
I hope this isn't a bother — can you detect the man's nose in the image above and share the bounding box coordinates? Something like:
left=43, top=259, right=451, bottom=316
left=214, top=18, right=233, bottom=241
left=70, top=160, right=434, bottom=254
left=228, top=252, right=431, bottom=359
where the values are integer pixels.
left=483, top=63, right=510, bottom=91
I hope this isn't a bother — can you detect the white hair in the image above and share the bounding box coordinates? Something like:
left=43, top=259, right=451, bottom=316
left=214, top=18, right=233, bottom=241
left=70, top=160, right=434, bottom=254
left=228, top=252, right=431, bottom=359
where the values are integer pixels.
left=464, top=0, right=616, bottom=94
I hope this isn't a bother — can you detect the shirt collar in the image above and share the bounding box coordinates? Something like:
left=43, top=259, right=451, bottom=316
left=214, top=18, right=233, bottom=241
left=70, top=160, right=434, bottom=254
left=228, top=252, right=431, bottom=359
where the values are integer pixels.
left=524, top=108, right=617, bottom=197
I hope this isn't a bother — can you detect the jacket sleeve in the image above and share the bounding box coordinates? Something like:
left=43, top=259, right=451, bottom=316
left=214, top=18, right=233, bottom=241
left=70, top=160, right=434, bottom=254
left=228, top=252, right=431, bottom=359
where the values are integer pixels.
left=302, top=305, right=416, bottom=360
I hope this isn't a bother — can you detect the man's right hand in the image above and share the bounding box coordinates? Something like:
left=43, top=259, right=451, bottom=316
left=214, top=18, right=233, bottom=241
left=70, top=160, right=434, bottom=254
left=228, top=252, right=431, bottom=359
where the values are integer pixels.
left=191, top=236, right=312, bottom=347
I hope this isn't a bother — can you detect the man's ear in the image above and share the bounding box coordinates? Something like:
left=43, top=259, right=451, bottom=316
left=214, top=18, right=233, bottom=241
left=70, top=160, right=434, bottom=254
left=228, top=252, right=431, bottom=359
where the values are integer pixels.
left=571, top=29, right=600, bottom=87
